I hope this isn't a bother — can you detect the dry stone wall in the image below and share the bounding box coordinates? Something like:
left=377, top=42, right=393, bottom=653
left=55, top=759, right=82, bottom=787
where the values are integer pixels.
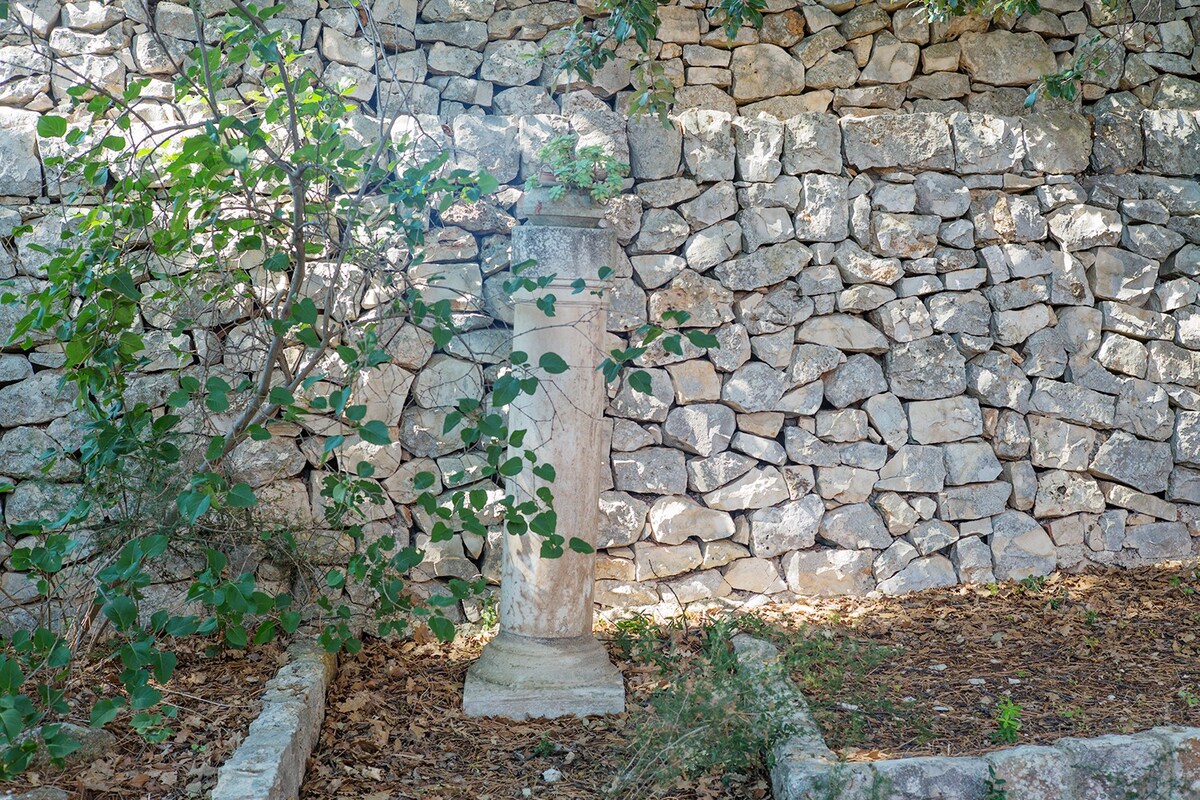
left=1, top=0, right=1200, bottom=621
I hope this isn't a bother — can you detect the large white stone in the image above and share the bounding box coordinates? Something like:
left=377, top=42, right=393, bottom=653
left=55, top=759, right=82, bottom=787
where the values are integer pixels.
left=783, top=549, right=876, bottom=596
left=990, top=511, right=1056, bottom=581
left=748, top=494, right=824, bottom=558
left=907, top=397, right=983, bottom=445
left=0, top=108, right=41, bottom=196
left=648, top=495, right=735, bottom=545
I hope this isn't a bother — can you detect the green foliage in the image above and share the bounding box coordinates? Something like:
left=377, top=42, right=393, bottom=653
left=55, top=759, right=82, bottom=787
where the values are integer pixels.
left=992, top=697, right=1023, bottom=745
left=741, top=616, right=924, bottom=751
left=532, top=733, right=558, bottom=758
left=552, top=0, right=1127, bottom=116
left=920, top=0, right=1040, bottom=21
left=0, top=1, right=682, bottom=778
left=985, top=765, right=1009, bottom=800
left=1017, top=574, right=1047, bottom=593
left=553, top=0, right=767, bottom=119
left=615, top=616, right=797, bottom=795
left=523, top=135, right=629, bottom=203
left=1169, top=567, right=1199, bottom=595
left=599, top=310, right=720, bottom=393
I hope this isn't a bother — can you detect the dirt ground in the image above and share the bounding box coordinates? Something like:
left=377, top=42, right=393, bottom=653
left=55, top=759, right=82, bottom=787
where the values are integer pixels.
left=302, top=564, right=1200, bottom=799
left=6, top=564, right=1197, bottom=799
left=299, top=626, right=771, bottom=800
left=763, top=565, right=1200, bottom=760
left=0, top=638, right=284, bottom=800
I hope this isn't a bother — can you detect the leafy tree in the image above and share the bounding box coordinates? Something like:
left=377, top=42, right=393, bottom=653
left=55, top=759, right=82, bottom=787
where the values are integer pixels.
left=0, top=0, right=716, bottom=778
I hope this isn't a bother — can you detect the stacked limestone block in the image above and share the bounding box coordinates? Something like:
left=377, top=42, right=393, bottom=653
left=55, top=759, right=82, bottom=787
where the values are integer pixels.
left=1, top=0, right=1199, bottom=621
left=597, top=107, right=1200, bottom=608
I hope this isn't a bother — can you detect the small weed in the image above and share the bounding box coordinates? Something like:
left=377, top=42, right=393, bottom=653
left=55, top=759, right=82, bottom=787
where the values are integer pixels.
left=984, top=765, right=1008, bottom=800
left=1085, top=609, right=1101, bottom=626
left=992, top=697, right=1023, bottom=745
left=533, top=733, right=557, bottom=758
left=613, top=614, right=794, bottom=797
left=478, top=596, right=498, bottom=629
left=1048, top=591, right=1069, bottom=610
left=1170, top=568, right=1199, bottom=596
left=1179, top=687, right=1200, bottom=709
left=740, top=616, right=929, bottom=751
left=612, top=612, right=669, bottom=668
left=1018, top=575, right=1047, bottom=593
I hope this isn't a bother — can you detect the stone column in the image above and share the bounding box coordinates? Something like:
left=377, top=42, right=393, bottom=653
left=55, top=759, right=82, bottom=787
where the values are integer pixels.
left=462, top=195, right=625, bottom=719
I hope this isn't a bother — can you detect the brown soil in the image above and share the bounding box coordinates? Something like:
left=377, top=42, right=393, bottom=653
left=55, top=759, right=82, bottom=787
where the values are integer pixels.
left=21, top=566, right=1189, bottom=799
left=302, top=564, right=1200, bottom=798
left=299, top=627, right=771, bottom=800
left=0, top=637, right=284, bottom=799
left=759, top=565, right=1200, bottom=760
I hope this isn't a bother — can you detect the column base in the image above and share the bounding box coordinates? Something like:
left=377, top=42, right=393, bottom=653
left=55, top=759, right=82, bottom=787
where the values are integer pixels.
left=463, top=631, right=625, bottom=719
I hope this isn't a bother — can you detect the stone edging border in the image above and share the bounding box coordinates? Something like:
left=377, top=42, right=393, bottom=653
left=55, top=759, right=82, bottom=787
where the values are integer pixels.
left=211, top=637, right=337, bottom=800
left=731, top=634, right=1200, bottom=800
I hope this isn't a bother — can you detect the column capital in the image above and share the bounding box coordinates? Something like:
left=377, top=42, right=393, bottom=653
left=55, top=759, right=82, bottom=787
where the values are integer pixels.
left=511, top=224, right=618, bottom=287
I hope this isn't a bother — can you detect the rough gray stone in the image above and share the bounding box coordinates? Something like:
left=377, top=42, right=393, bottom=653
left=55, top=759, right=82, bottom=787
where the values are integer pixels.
left=0, top=109, right=41, bottom=196
left=1024, top=112, right=1093, bottom=174
left=783, top=113, right=842, bottom=175
left=959, top=30, right=1056, bottom=86
left=687, top=451, right=757, bottom=493
left=819, top=503, right=891, bottom=550
left=796, top=314, right=889, bottom=354
left=662, top=403, right=736, bottom=457
left=723, top=362, right=786, bottom=413
left=841, top=113, right=955, bottom=171
left=943, top=442, right=1002, bottom=486
left=907, top=397, right=983, bottom=445
left=952, top=536, right=996, bottom=584
left=793, top=174, right=849, bottom=243
left=749, top=494, right=824, bottom=558
left=0, top=372, right=77, bottom=427
left=678, top=109, right=735, bottom=182
left=723, top=557, right=787, bottom=594
left=991, top=510, right=1056, bottom=581
left=908, top=519, right=961, bottom=556
left=937, top=481, right=1011, bottom=521
left=1047, top=204, right=1123, bottom=251
left=886, top=335, right=967, bottom=401
left=823, top=354, right=887, bottom=408
left=213, top=639, right=336, bottom=800
left=1034, top=469, right=1106, bottom=518
left=951, top=112, right=1024, bottom=174
left=730, top=44, right=805, bottom=103
left=612, top=448, right=688, bottom=495
left=702, top=466, right=791, bottom=511
left=648, top=495, right=735, bottom=545
left=597, top=491, right=649, bottom=548
left=877, top=445, right=947, bottom=493
left=713, top=241, right=812, bottom=291
left=634, top=541, right=703, bottom=580
left=1089, top=432, right=1172, bottom=494
left=783, top=548, right=876, bottom=596
left=874, top=538, right=919, bottom=581
left=1124, top=522, right=1192, bottom=562
left=966, top=351, right=1033, bottom=412
left=877, top=554, right=958, bottom=595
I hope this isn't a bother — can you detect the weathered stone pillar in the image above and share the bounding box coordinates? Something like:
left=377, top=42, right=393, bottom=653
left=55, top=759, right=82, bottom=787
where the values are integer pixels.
left=462, top=192, right=625, bottom=719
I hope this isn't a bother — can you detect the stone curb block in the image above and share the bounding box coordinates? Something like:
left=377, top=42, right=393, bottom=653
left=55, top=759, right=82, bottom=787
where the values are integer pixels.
left=733, top=635, right=1200, bottom=800
left=212, top=638, right=337, bottom=800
